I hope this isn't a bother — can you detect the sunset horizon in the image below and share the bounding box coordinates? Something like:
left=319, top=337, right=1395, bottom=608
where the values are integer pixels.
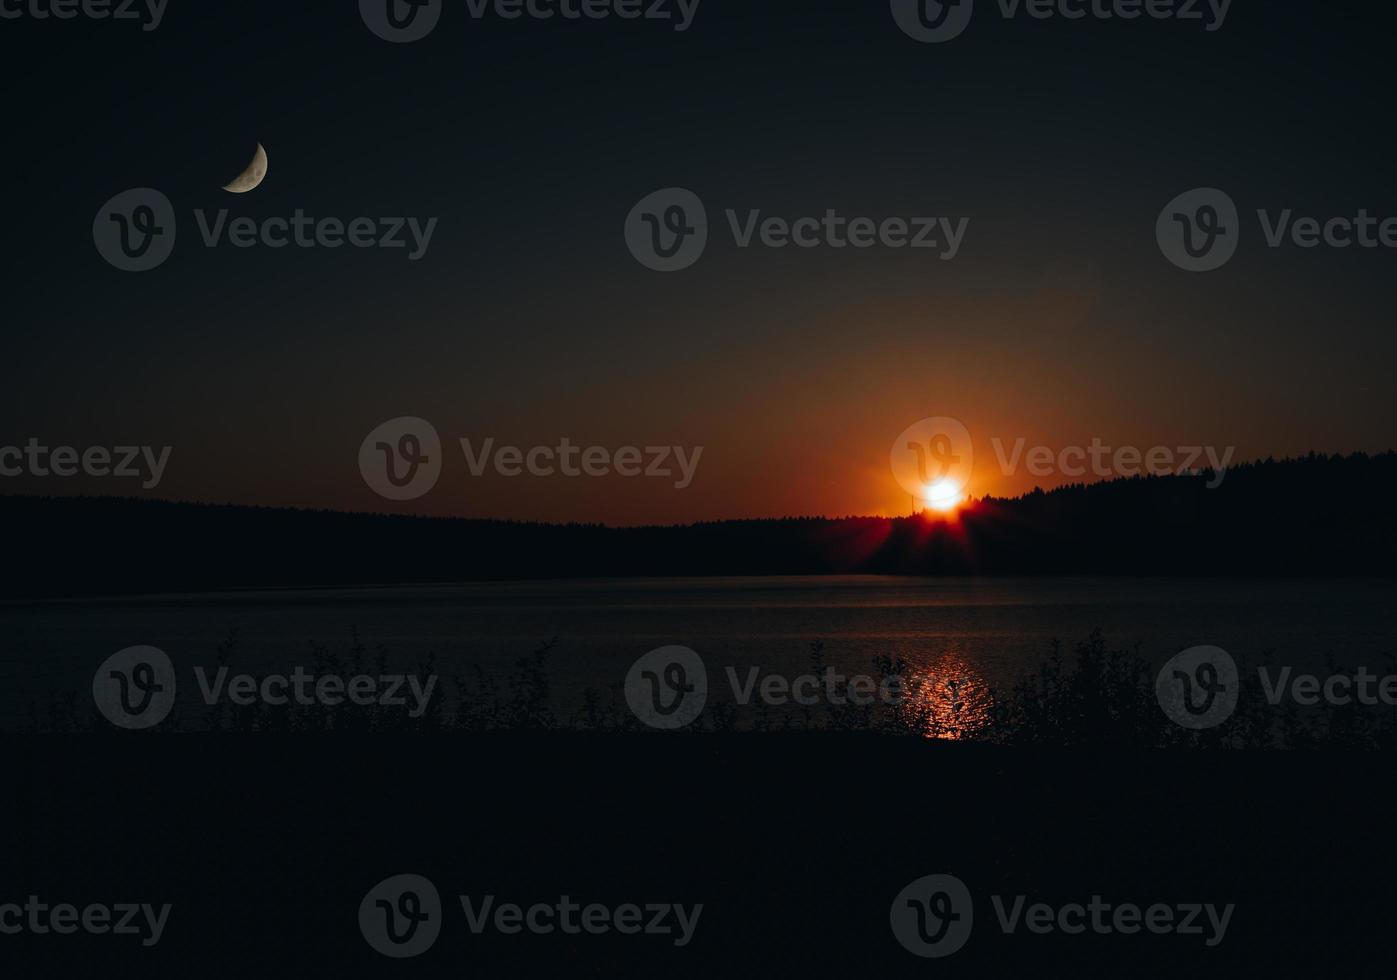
left=4, top=3, right=1394, bottom=977
left=6, top=444, right=1382, bottom=526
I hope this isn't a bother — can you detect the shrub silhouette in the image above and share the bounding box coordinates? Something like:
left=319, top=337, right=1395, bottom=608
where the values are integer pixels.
left=48, top=628, right=1392, bottom=747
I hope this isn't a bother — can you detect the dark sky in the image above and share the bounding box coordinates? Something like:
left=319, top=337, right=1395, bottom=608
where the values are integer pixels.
left=3, top=1, right=1394, bottom=522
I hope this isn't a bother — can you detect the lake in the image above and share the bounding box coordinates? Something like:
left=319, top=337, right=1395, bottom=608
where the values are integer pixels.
left=3, top=576, right=1393, bottom=732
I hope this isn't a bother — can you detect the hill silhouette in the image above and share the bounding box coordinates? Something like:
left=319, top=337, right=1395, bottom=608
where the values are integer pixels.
left=2, top=453, right=1393, bottom=598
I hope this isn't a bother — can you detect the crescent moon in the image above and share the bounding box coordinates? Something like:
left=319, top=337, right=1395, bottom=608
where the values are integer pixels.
left=222, top=143, right=268, bottom=193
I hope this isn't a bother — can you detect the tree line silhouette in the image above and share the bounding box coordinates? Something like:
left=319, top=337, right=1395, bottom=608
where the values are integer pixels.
left=3, top=453, right=1392, bottom=598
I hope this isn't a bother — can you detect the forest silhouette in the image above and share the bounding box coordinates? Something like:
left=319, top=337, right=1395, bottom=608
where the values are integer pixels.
left=3, top=453, right=1392, bottom=598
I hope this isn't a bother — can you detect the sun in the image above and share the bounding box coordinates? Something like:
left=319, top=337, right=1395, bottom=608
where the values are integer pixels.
left=921, top=479, right=965, bottom=512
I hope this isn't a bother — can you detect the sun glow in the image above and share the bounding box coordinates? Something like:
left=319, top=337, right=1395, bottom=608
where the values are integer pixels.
left=921, top=479, right=965, bottom=512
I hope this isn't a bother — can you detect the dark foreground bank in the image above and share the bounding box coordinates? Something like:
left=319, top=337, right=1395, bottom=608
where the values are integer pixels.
left=4, top=737, right=1392, bottom=978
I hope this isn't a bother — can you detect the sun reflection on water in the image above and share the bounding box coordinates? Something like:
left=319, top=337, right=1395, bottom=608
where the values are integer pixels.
left=894, top=651, right=994, bottom=740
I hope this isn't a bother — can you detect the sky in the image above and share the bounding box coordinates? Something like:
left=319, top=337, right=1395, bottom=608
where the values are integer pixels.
left=2, top=1, right=1394, bottom=524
